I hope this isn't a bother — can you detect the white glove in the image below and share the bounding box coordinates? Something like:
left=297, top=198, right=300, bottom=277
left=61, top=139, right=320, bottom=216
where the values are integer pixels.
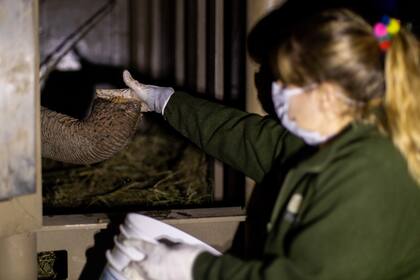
left=123, top=70, right=174, bottom=114
left=122, top=238, right=208, bottom=280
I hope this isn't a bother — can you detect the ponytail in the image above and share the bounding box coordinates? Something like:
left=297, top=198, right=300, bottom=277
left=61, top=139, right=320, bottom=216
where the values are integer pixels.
left=385, top=28, right=420, bottom=184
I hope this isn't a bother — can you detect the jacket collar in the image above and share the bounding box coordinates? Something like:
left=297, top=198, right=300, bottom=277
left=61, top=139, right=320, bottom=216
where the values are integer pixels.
left=297, top=122, right=380, bottom=174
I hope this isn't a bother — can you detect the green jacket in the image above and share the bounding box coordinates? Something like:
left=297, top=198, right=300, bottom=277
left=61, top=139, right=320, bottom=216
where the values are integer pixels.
left=164, top=92, right=420, bottom=280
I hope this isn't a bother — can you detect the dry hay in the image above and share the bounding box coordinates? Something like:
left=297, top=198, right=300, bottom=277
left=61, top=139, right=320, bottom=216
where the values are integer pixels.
left=42, top=117, right=212, bottom=214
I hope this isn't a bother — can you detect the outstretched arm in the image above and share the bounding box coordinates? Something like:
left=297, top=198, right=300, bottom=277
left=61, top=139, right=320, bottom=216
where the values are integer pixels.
left=165, top=92, right=304, bottom=183
left=123, top=70, right=305, bottom=183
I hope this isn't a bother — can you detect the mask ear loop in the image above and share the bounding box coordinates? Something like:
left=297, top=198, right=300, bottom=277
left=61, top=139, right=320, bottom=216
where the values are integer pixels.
left=302, top=83, right=318, bottom=93
left=306, top=83, right=365, bottom=108
left=334, top=91, right=365, bottom=107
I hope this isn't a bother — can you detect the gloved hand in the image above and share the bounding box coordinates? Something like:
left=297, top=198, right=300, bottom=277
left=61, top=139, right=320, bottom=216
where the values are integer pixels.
left=123, top=70, right=175, bottom=114
left=121, top=238, right=208, bottom=280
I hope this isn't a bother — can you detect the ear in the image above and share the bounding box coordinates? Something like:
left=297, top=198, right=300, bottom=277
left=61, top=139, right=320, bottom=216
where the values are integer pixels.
left=322, top=82, right=353, bottom=115
left=317, top=82, right=340, bottom=119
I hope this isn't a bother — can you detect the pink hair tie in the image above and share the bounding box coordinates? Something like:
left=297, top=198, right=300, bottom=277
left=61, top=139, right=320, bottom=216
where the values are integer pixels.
left=374, top=23, right=388, bottom=37
left=373, top=16, right=401, bottom=52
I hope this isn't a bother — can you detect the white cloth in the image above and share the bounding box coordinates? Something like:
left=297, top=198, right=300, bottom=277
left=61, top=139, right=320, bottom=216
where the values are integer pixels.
left=271, top=82, right=331, bottom=145
left=123, top=70, right=174, bottom=114
left=121, top=238, right=208, bottom=280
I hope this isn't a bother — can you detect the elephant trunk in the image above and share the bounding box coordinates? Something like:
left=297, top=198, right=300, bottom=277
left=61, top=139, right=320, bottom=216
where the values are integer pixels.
left=41, top=89, right=145, bottom=165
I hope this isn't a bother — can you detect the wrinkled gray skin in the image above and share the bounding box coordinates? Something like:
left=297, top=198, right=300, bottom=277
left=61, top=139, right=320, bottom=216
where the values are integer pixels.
left=41, top=89, right=145, bottom=165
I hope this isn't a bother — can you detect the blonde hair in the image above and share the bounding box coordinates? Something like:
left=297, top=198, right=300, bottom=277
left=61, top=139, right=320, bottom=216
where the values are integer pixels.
left=385, top=28, right=420, bottom=184
left=274, top=9, right=420, bottom=184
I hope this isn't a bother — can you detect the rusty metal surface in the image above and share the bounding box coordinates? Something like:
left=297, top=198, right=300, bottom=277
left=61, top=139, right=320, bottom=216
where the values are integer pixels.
left=0, top=0, right=38, bottom=199
left=0, top=0, right=42, bottom=238
left=0, top=3, right=41, bottom=279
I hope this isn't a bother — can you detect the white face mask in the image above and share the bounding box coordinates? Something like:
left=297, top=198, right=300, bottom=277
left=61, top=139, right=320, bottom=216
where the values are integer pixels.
left=271, top=82, right=332, bottom=146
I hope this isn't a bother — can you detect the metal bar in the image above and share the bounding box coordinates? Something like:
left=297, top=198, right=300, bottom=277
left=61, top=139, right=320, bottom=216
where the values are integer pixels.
left=130, top=0, right=151, bottom=74
left=196, top=0, right=207, bottom=93
left=213, top=0, right=225, bottom=201
left=160, top=0, right=176, bottom=83
left=185, top=0, right=197, bottom=91
left=110, top=0, right=130, bottom=66
left=150, top=0, right=162, bottom=79
left=135, top=0, right=151, bottom=75
left=175, top=0, right=186, bottom=86
left=214, top=0, right=224, bottom=101
left=227, top=0, right=246, bottom=108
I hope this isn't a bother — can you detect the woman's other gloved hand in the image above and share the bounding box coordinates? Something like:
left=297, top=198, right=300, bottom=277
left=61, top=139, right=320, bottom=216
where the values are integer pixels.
left=123, top=70, right=174, bottom=114
left=121, top=238, right=208, bottom=280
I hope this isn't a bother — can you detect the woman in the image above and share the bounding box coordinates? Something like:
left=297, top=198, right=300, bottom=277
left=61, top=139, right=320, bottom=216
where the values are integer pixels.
left=120, top=9, right=420, bottom=280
